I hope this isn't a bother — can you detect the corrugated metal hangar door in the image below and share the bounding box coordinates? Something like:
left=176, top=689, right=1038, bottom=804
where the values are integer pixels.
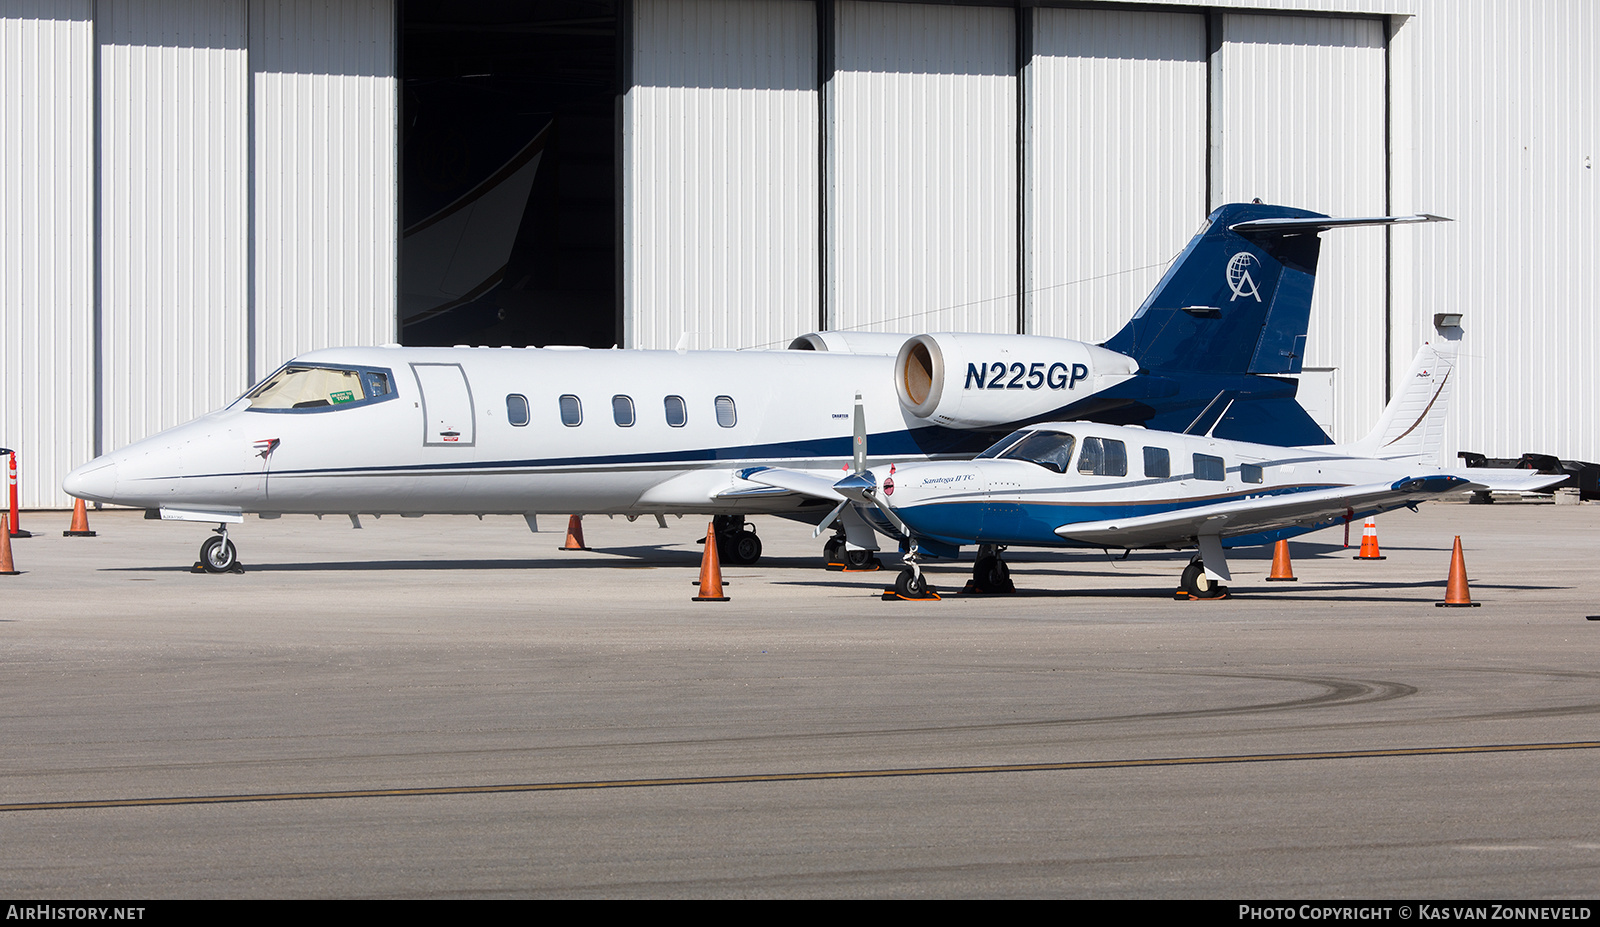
left=624, top=0, right=820, bottom=352
left=1210, top=13, right=1388, bottom=443
left=826, top=1, right=1017, bottom=336
left=1024, top=7, right=1207, bottom=346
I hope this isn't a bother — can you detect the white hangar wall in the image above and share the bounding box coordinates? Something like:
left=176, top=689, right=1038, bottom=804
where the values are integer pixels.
left=0, top=3, right=95, bottom=513
left=624, top=0, right=820, bottom=352
left=1400, top=0, right=1600, bottom=465
left=0, top=0, right=393, bottom=508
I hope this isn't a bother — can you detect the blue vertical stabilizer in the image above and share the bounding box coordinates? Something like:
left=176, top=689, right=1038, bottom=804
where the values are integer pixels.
left=1102, top=203, right=1327, bottom=377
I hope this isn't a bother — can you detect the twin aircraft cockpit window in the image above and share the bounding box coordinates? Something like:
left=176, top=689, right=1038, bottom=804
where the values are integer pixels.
left=976, top=429, right=1258, bottom=482
left=245, top=365, right=395, bottom=412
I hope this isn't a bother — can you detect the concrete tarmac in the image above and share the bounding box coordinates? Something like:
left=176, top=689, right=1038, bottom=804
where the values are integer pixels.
left=1, top=502, right=1597, bottom=898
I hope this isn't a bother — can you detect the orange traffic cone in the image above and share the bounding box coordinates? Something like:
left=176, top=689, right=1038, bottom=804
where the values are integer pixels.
left=64, top=498, right=96, bottom=537
left=1353, top=519, right=1385, bottom=560
left=0, top=514, right=18, bottom=575
left=1436, top=536, right=1480, bottom=607
left=1265, top=539, right=1297, bottom=581
left=692, top=521, right=729, bottom=602
left=558, top=514, right=590, bottom=551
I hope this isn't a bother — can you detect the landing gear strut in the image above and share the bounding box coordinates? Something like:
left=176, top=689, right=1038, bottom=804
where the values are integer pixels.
left=885, top=541, right=939, bottom=601
left=713, top=514, right=762, bottom=566
left=196, top=525, right=242, bottom=574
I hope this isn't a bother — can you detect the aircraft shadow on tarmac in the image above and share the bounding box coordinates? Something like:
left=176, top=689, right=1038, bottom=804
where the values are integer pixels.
left=100, top=540, right=1566, bottom=603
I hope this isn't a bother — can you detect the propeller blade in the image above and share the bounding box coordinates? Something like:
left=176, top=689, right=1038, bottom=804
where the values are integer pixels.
left=852, top=391, right=867, bottom=474
left=811, top=499, right=850, bottom=538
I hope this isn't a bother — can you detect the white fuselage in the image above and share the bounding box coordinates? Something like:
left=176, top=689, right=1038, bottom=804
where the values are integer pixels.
left=63, top=345, right=1023, bottom=517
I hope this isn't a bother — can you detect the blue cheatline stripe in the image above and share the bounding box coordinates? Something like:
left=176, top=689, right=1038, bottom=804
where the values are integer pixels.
left=139, top=426, right=1002, bottom=483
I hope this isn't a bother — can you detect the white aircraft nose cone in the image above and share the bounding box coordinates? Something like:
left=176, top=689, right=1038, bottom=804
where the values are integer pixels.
left=62, top=457, right=117, bottom=503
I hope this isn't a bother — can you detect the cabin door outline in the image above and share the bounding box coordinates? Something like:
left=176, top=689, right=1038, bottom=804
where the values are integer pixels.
left=411, top=363, right=477, bottom=447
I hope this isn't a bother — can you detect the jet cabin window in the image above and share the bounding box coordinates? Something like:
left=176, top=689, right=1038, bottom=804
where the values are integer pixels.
left=559, top=395, right=582, bottom=426
left=613, top=395, right=635, bottom=427
left=1194, top=454, right=1225, bottom=481
left=506, top=394, right=530, bottom=426
left=245, top=365, right=395, bottom=412
left=1078, top=437, right=1128, bottom=477
left=715, top=396, right=737, bottom=428
left=996, top=431, right=1076, bottom=473
left=664, top=395, right=687, bottom=427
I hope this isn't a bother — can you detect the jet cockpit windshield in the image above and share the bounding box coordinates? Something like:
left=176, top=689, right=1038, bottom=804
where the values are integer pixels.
left=244, top=365, right=396, bottom=412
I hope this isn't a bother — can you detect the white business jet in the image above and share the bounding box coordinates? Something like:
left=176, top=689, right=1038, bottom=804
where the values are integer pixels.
left=63, top=203, right=1446, bottom=572
left=738, top=322, right=1562, bottom=599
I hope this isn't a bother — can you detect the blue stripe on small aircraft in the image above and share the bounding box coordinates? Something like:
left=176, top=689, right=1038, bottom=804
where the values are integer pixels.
left=894, top=484, right=1341, bottom=549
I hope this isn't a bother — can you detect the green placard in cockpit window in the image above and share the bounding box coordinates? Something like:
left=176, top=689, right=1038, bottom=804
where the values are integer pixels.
left=330, top=390, right=356, bottom=404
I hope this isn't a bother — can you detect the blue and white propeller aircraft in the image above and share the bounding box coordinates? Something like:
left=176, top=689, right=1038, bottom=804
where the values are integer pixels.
left=63, top=203, right=1446, bottom=573
left=739, top=324, right=1563, bottom=599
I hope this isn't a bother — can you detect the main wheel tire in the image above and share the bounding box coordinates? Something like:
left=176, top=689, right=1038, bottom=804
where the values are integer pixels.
left=1180, top=560, right=1225, bottom=599
left=894, top=569, right=931, bottom=599
left=972, top=556, right=1014, bottom=593
left=844, top=548, right=879, bottom=571
left=822, top=537, right=845, bottom=565
left=199, top=536, right=238, bottom=574
left=722, top=529, right=762, bottom=566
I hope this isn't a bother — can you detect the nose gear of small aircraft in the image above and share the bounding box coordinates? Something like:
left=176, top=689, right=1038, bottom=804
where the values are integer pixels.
left=197, top=525, right=242, bottom=574
left=1178, top=557, right=1227, bottom=599
left=882, top=542, right=939, bottom=600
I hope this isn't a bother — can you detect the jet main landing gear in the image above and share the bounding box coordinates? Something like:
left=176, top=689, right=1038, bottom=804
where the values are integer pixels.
left=712, top=514, right=762, bottom=566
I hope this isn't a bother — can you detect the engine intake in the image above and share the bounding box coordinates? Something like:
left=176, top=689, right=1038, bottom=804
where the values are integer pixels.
left=894, top=333, right=1138, bottom=429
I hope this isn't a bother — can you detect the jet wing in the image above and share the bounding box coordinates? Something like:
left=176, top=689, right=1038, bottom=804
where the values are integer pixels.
left=1053, top=472, right=1556, bottom=548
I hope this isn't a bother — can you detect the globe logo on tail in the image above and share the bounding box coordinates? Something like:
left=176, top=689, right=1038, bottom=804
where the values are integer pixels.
left=1226, top=252, right=1262, bottom=302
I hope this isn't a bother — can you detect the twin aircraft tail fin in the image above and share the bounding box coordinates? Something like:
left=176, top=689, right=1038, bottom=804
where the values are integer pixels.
left=1101, top=203, right=1449, bottom=377
left=1342, top=332, right=1461, bottom=464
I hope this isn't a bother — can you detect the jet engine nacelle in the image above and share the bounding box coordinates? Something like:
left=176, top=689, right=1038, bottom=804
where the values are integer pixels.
left=894, top=333, right=1139, bottom=429
left=788, top=331, right=916, bottom=355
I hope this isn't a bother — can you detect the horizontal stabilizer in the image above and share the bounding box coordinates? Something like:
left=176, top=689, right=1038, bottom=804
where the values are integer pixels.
left=1052, top=477, right=1474, bottom=548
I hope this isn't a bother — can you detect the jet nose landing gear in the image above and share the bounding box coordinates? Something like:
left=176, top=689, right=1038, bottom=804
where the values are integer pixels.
left=194, top=524, right=244, bottom=574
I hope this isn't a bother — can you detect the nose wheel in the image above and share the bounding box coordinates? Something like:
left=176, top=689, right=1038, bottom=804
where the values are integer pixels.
left=195, top=526, right=244, bottom=574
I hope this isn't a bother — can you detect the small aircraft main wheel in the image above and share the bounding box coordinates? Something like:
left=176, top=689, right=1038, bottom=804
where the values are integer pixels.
left=1180, top=560, right=1225, bottom=599
left=721, top=529, right=763, bottom=566
left=844, top=548, right=880, bottom=571
left=893, top=569, right=933, bottom=599
left=822, top=536, right=845, bottom=565
left=199, top=536, right=239, bottom=574
left=972, top=556, right=1014, bottom=594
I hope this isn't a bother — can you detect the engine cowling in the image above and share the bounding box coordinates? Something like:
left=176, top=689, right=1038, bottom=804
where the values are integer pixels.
left=788, top=331, right=916, bottom=355
left=894, top=333, right=1139, bottom=428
